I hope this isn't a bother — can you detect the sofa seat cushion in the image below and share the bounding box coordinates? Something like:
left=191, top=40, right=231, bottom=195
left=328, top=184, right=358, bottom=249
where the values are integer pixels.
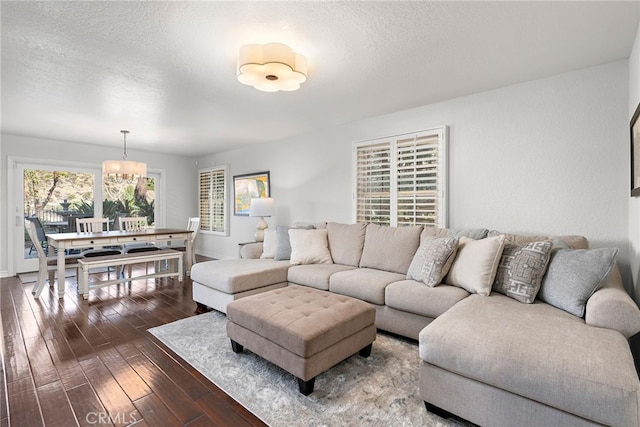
left=287, top=264, right=357, bottom=290
left=419, top=294, right=640, bottom=426
left=191, top=259, right=291, bottom=294
left=329, top=268, right=405, bottom=305
left=385, top=280, right=469, bottom=318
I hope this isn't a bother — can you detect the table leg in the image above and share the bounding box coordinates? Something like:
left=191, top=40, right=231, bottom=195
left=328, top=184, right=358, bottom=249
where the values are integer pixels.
left=186, top=239, right=193, bottom=275
left=57, top=245, right=65, bottom=298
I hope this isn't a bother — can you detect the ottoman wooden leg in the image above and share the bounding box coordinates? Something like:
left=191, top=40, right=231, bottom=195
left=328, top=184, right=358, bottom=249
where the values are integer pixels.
left=359, top=343, right=373, bottom=358
left=298, top=377, right=315, bottom=396
left=230, top=340, right=244, bottom=353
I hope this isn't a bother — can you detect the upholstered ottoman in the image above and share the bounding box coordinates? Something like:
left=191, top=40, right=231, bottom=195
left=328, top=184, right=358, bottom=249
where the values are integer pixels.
left=226, top=284, right=377, bottom=395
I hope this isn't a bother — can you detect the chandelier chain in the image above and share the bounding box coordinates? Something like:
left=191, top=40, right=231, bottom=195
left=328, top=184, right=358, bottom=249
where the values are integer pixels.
left=121, top=130, right=129, bottom=161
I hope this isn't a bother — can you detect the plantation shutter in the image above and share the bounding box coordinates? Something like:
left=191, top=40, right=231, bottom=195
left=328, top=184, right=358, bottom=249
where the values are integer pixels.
left=354, top=141, right=392, bottom=226
left=396, top=134, right=440, bottom=227
left=199, top=166, right=228, bottom=234
left=353, top=127, right=447, bottom=228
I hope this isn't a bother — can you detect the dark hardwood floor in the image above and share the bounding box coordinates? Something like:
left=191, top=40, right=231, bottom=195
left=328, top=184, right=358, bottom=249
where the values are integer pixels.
left=1, top=259, right=267, bottom=427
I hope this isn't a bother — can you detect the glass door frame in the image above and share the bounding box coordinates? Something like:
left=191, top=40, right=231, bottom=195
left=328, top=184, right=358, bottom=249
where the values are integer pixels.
left=9, top=157, right=102, bottom=274
left=7, top=156, right=164, bottom=275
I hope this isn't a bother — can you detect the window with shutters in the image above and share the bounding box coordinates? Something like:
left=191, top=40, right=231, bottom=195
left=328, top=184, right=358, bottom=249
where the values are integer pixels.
left=199, top=166, right=228, bottom=235
left=353, top=127, right=448, bottom=228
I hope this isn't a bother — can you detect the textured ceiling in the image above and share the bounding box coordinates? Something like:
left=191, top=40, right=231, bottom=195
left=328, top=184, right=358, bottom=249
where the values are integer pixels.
left=1, top=1, right=638, bottom=156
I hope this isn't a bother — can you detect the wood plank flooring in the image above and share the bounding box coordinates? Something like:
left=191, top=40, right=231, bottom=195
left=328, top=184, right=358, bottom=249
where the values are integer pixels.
left=1, top=260, right=267, bottom=427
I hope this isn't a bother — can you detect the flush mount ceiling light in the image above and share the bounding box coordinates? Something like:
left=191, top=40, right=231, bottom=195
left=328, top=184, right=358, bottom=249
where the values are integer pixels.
left=237, top=43, right=307, bottom=92
left=102, top=130, right=147, bottom=182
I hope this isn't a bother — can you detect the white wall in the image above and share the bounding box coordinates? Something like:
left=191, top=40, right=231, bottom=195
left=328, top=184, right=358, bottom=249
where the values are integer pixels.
left=201, top=61, right=631, bottom=298
left=628, top=16, right=640, bottom=304
left=0, top=134, right=198, bottom=276
left=2, top=59, right=633, bottom=303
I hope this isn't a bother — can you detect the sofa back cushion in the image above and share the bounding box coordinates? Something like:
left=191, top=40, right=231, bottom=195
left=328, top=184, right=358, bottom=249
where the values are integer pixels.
left=359, top=224, right=423, bottom=274
left=326, top=222, right=367, bottom=267
left=421, top=227, right=488, bottom=240
left=487, top=230, right=588, bottom=249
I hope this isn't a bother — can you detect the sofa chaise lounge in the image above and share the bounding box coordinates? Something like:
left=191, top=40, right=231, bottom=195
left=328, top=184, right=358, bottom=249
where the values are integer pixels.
left=191, top=222, right=640, bottom=426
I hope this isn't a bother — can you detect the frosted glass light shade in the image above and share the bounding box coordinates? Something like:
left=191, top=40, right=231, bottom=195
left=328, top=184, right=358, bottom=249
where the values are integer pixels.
left=237, top=43, right=307, bottom=92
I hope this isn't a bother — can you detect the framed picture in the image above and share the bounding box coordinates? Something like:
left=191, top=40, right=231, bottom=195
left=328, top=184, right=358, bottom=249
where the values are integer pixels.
left=632, top=102, right=640, bottom=196
left=233, top=171, right=270, bottom=215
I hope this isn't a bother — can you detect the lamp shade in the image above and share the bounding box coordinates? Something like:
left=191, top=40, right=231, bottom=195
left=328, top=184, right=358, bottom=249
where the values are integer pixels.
left=249, top=198, right=275, bottom=217
left=103, top=130, right=147, bottom=181
left=102, top=159, right=147, bottom=179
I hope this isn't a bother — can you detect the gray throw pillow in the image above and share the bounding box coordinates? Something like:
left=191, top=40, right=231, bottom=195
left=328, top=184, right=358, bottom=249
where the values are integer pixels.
left=492, top=241, right=552, bottom=304
left=273, top=224, right=314, bottom=261
left=407, top=236, right=459, bottom=287
left=538, top=247, right=618, bottom=317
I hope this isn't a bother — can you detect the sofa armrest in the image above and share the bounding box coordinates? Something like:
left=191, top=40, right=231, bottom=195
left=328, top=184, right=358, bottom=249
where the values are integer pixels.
left=585, top=265, right=640, bottom=339
left=239, top=242, right=263, bottom=259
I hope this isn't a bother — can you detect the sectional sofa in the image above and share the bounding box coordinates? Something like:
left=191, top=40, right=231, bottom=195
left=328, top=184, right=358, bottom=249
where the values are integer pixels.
left=191, top=222, right=640, bottom=426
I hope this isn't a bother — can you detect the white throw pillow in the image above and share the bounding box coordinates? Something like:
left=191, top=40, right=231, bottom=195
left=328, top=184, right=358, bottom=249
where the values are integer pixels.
left=446, top=235, right=506, bottom=296
left=288, top=229, right=333, bottom=265
left=260, top=229, right=277, bottom=259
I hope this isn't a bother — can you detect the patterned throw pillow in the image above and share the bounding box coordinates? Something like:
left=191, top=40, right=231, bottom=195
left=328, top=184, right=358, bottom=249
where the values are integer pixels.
left=407, top=236, right=459, bottom=287
left=493, top=240, right=553, bottom=304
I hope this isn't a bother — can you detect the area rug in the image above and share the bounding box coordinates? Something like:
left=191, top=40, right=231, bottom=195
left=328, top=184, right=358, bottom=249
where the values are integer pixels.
left=148, top=310, right=465, bottom=427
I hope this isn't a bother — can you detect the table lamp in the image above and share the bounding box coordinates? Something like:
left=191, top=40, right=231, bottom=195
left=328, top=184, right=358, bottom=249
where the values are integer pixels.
left=249, top=197, right=275, bottom=242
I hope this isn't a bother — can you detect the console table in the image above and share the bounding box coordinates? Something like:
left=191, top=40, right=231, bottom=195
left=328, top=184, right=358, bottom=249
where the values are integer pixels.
left=46, top=228, right=193, bottom=298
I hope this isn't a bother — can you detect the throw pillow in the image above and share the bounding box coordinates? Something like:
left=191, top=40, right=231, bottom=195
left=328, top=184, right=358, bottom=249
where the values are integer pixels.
left=445, top=235, right=506, bottom=296
left=274, top=226, right=292, bottom=260
left=538, top=247, right=618, bottom=317
left=407, top=236, right=459, bottom=287
left=288, top=229, right=333, bottom=265
left=274, top=225, right=315, bottom=260
left=260, top=229, right=277, bottom=259
left=492, top=240, right=553, bottom=303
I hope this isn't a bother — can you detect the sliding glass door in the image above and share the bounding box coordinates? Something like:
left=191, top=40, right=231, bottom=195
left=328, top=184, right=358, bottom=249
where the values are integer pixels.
left=14, top=159, right=159, bottom=274
left=16, top=162, right=101, bottom=273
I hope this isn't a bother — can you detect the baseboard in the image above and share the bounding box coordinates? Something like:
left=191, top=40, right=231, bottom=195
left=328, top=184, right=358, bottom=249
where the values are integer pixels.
left=0, top=270, right=11, bottom=278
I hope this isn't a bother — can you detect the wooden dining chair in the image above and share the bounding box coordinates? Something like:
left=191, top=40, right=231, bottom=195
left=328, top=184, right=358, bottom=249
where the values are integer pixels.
left=118, top=216, right=149, bottom=231
left=169, top=217, right=200, bottom=267
left=76, top=217, right=120, bottom=278
left=25, top=218, right=83, bottom=298
left=118, top=216, right=159, bottom=277
left=25, top=215, right=49, bottom=254
left=76, top=217, right=110, bottom=232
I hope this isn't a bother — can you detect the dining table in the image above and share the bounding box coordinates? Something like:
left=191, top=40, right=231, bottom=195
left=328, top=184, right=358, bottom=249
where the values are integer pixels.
left=46, top=228, right=194, bottom=298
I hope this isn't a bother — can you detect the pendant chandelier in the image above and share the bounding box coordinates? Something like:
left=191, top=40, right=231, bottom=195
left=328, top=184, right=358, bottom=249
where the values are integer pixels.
left=102, top=130, right=147, bottom=182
